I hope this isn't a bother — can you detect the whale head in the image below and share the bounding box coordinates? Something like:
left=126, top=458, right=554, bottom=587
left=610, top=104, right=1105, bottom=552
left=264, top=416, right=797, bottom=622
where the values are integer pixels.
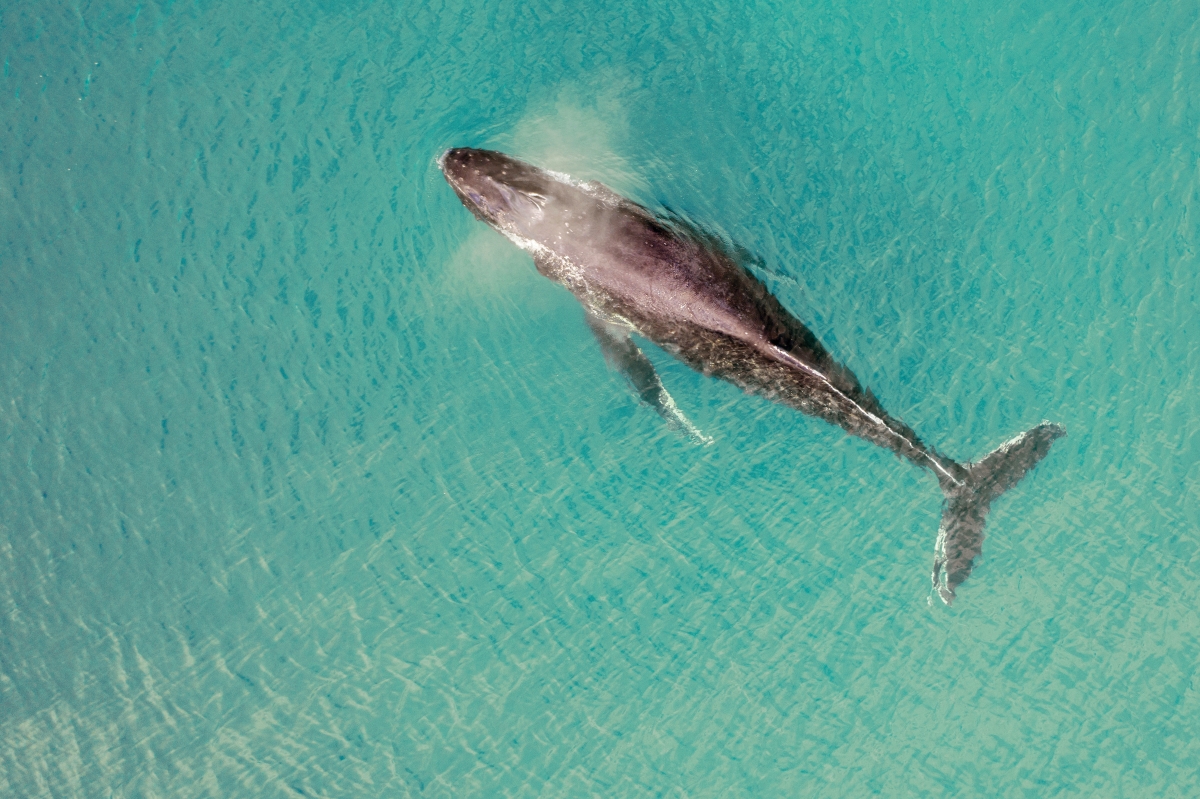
left=438, top=148, right=560, bottom=239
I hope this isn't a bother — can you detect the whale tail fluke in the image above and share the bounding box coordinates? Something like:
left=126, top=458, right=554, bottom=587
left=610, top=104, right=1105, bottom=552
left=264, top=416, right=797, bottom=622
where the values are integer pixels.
left=931, top=422, right=1066, bottom=605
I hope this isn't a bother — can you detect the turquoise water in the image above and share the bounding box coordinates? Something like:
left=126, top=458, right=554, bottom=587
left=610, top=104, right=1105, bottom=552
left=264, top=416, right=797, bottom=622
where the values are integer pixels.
left=2, top=0, right=1198, bottom=794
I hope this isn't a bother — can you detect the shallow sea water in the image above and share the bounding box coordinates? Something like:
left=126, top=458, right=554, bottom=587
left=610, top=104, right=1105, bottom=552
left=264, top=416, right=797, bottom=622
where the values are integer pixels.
left=2, top=0, right=1199, bottom=795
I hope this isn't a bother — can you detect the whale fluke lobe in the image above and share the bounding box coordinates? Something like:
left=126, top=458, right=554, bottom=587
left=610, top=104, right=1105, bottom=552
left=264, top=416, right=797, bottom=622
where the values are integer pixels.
left=439, top=147, right=1066, bottom=603
left=932, top=422, right=1067, bottom=604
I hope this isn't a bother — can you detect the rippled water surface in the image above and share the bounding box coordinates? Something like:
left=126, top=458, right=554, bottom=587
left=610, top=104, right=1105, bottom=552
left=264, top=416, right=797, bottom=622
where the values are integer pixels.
left=2, top=0, right=1198, bottom=795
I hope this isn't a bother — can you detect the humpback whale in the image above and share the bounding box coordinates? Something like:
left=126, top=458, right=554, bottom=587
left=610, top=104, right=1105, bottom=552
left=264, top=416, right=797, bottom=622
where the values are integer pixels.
left=439, top=147, right=1065, bottom=604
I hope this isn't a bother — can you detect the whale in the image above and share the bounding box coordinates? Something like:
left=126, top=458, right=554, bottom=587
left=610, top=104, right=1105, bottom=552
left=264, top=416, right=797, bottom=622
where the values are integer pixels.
left=439, top=147, right=1065, bottom=604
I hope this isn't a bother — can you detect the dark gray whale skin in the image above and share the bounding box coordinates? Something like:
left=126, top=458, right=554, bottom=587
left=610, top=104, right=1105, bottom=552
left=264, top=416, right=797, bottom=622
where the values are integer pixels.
left=439, top=147, right=1065, bottom=604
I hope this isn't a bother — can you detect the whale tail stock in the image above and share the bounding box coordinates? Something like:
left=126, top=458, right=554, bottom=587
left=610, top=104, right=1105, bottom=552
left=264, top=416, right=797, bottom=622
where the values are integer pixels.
left=930, top=421, right=1067, bottom=605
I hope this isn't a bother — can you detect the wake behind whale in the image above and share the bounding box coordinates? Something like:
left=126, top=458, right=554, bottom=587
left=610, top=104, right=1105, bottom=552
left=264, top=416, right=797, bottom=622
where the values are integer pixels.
left=439, top=147, right=1065, bottom=604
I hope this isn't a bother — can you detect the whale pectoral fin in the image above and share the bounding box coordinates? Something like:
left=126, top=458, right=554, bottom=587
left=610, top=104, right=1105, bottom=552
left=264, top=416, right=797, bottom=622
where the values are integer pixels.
left=584, top=312, right=711, bottom=445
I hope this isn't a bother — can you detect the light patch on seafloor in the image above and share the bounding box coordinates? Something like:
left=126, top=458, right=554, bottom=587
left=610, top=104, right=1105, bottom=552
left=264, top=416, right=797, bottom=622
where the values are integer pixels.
left=440, top=223, right=535, bottom=301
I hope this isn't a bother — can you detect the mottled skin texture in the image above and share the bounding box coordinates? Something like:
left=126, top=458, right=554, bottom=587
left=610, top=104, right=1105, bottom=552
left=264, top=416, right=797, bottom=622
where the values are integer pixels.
left=440, top=147, right=1065, bottom=604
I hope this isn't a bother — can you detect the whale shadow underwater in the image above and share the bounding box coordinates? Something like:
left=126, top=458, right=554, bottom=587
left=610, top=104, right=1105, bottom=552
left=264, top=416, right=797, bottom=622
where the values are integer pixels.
left=439, top=147, right=1065, bottom=604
